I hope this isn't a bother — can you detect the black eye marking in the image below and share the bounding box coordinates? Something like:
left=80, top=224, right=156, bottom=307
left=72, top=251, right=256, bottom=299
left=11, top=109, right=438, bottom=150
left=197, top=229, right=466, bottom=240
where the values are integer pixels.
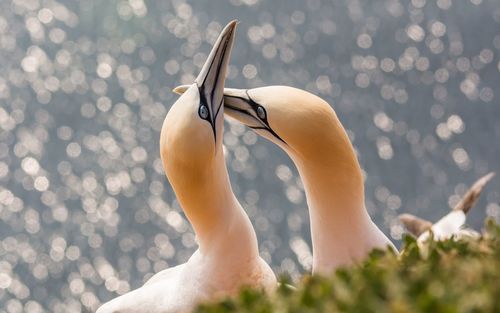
left=224, top=91, right=287, bottom=145
left=197, top=86, right=217, bottom=143
left=256, top=106, right=266, bottom=120
left=199, top=104, right=209, bottom=119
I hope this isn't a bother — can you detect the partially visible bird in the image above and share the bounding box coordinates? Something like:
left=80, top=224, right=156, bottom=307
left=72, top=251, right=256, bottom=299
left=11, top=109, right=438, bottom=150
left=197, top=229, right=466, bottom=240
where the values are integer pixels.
left=96, top=21, right=276, bottom=313
left=399, top=172, right=495, bottom=243
left=174, top=85, right=397, bottom=274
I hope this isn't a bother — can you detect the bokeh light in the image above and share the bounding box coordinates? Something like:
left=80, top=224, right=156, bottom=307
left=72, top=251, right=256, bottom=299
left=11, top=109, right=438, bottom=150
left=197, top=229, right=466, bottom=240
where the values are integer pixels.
left=0, top=0, right=499, bottom=312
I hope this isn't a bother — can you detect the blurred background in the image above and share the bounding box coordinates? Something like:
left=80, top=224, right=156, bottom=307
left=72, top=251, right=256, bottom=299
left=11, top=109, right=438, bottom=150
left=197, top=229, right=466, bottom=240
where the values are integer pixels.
left=0, top=0, right=499, bottom=312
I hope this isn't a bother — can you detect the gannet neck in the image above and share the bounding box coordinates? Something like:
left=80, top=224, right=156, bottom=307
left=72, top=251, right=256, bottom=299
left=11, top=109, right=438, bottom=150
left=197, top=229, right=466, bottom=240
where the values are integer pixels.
left=164, top=148, right=258, bottom=260
left=172, top=85, right=396, bottom=274
left=158, top=19, right=258, bottom=262
left=289, top=119, right=387, bottom=273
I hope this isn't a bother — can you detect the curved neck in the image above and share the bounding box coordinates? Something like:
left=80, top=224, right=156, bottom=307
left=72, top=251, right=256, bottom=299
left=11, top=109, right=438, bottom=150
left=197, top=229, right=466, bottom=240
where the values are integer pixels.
left=290, top=117, right=392, bottom=273
left=166, top=149, right=258, bottom=260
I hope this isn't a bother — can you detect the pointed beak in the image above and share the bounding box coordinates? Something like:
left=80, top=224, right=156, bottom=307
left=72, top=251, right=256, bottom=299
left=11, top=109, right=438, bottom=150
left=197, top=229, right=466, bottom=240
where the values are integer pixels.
left=195, top=20, right=237, bottom=131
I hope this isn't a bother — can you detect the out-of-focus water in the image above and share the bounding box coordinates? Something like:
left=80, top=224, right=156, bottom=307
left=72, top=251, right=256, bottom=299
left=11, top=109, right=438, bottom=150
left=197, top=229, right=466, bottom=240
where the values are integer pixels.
left=0, top=0, right=499, bottom=312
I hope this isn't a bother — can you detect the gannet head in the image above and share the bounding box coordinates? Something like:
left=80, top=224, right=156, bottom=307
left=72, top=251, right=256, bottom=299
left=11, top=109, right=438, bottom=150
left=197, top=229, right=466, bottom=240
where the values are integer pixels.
left=161, top=21, right=237, bottom=177
left=173, top=85, right=348, bottom=162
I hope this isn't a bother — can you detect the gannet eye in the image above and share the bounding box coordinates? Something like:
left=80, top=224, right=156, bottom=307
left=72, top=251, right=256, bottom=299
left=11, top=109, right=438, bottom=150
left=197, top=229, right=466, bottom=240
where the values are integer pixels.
left=256, top=106, right=266, bottom=120
left=199, top=105, right=209, bottom=119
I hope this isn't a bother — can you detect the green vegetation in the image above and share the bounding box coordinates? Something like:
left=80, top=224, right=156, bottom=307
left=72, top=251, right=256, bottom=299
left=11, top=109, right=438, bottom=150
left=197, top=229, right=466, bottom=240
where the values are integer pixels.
left=196, top=220, right=500, bottom=313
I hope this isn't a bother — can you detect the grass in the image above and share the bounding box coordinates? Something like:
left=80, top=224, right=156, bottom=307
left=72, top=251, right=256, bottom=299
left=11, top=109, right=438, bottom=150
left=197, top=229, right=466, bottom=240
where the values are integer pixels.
left=196, top=219, right=500, bottom=313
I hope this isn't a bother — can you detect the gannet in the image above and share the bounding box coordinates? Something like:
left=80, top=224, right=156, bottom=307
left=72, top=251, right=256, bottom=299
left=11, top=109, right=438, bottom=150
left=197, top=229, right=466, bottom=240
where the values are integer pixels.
left=96, top=21, right=276, bottom=313
left=399, top=172, right=495, bottom=243
left=174, top=85, right=397, bottom=274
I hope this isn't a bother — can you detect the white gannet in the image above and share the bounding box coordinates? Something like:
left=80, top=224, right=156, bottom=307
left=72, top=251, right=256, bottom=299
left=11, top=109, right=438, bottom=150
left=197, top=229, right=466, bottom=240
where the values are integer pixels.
left=399, top=172, right=495, bottom=244
left=174, top=85, right=397, bottom=274
left=96, top=21, right=276, bottom=313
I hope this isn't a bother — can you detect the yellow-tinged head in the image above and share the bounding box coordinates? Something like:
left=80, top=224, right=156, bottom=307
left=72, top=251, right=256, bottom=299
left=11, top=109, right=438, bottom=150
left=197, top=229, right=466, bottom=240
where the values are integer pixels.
left=161, top=21, right=237, bottom=181
left=173, top=85, right=355, bottom=166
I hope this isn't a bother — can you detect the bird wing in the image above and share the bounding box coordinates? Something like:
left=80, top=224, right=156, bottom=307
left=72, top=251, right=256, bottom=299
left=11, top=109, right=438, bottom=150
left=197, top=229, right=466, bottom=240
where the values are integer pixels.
left=409, top=172, right=495, bottom=243
left=453, top=172, right=495, bottom=214
left=398, top=213, right=433, bottom=237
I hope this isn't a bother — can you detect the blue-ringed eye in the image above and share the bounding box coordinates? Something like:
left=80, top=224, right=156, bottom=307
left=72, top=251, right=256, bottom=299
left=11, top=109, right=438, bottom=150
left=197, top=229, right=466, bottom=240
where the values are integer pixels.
left=199, top=105, right=209, bottom=119
left=256, top=106, right=266, bottom=120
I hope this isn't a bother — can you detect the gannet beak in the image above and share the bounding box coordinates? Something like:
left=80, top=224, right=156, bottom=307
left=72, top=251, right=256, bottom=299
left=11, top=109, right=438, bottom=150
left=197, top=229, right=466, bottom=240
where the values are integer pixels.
left=193, top=20, right=237, bottom=136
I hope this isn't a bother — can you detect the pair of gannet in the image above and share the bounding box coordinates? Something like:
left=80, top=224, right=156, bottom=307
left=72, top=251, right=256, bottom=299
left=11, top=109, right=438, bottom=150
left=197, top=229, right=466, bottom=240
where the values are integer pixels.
left=97, top=21, right=276, bottom=313
left=98, top=18, right=495, bottom=312
left=399, top=172, right=495, bottom=245
left=173, top=86, right=398, bottom=274
left=175, top=82, right=495, bottom=270
left=174, top=72, right=495, bottom=273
